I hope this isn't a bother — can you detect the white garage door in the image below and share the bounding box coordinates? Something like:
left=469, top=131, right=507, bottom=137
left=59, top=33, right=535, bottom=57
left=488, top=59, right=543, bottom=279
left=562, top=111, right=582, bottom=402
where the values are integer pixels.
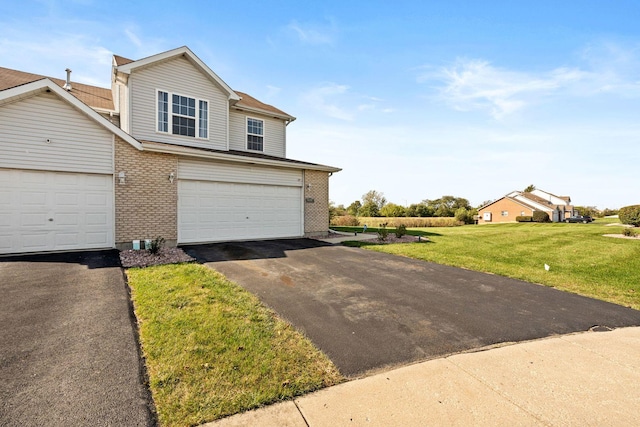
left=0, top=169, right=114, bottom=254
left=178, top=180, right=302, bottom=243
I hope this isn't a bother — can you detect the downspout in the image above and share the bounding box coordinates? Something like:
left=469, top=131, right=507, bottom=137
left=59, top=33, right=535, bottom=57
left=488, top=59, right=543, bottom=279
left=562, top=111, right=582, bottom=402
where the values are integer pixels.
left=226, top=95, right=231, bottom=151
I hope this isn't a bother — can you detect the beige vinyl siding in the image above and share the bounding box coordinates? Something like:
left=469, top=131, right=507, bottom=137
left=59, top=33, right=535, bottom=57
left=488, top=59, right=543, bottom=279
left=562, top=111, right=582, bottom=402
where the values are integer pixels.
left=178, top=158, right=302, bottom=187
left=0, top=92, right=113, bottom=174
left=228, top=109, right=286, bottom=157
left=118, top=81, right=130, bottom=133
left=129, top=56, right=228, bottom=150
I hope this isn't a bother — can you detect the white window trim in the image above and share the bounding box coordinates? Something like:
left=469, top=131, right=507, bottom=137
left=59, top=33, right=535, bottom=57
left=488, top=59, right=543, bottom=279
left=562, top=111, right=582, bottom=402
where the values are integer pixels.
left=156, top=89, right=209, bottom=140
left=246, top=116, right=265, bottom=152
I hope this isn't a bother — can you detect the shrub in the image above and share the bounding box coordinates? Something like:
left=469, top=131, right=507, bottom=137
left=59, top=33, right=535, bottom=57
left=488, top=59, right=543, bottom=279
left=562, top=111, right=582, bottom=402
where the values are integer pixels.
left=395, top=224, right=407, bottom=238
left=148, top=236, right=165, bottom=254
left=454, top=207, right=477, bottom=224
left=377, top=222, right=389, bottom=241
left=331, top=215, right=360, bottom=226
left=623, top=228, right=638, bottom=237
left=619, top=205, right=640, bottom=227
left=516, top=216, right=533, bottom=222
left=532, top=211, right=550, bottom=223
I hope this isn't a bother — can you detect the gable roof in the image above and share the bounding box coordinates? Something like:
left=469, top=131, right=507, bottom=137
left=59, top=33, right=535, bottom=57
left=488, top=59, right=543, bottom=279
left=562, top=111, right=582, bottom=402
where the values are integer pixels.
left=114, top=47, right=295, bottom=121
left=479, top=196, right=541, bottom=212
left=234, top=91, right=295, bottom=121
left=0, top=78, right=142, bottom=150
left=0, top=66, right=114, bottom=111
left=113, top=55, right=134, bottom=66
left=115, top=46, right=241, bottom=102
left=1, top=48, right=295, bottom=121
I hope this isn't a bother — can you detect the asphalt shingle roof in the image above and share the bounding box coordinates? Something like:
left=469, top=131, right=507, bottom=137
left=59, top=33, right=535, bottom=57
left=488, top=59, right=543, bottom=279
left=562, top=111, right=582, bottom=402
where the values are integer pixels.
left=0, top=66, right=114, bottom=110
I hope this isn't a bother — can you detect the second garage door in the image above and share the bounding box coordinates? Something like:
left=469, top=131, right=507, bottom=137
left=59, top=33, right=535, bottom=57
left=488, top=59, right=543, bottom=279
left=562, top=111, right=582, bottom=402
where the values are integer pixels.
left=178, top=180, right=302, bottom=243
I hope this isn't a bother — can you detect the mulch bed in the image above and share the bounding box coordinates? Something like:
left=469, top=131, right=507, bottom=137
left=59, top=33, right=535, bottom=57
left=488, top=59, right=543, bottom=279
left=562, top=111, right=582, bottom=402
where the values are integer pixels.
left=119, top=248, right=196, bottom=268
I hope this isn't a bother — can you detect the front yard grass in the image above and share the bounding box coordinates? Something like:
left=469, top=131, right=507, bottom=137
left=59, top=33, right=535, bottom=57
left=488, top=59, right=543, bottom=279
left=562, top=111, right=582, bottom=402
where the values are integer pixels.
left=336, top=220, right=640, bottom=310
left=127, top=263, right=343, bottom=426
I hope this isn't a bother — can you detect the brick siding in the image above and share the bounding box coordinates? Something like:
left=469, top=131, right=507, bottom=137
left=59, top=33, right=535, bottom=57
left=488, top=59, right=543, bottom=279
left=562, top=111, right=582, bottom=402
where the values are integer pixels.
left=114, top=137, right=178, bottom=248
left=303, top=170, right=330, bottom=236
left=478, top=198, right=534, bottom=224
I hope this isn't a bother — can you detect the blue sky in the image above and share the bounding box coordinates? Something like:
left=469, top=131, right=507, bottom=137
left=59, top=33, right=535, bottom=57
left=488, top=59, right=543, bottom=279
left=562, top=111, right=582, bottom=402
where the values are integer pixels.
left=2, top=1, right=639, bottom=209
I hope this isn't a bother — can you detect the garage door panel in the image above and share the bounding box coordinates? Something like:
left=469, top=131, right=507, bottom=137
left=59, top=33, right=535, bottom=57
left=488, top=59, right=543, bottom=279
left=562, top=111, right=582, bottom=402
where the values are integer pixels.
left=21, top=191, right=47, bottom=206
left=20, top=232, right=50, bottom=251
left=85, top=231, right=110, bottom=245
left=0, top=169, right=114, bottom=254
left=178, top=179, right=302, bottom=243
left=55, top=213, right=80, bottom=226
left=86, top=212, right=108, bottom=226
left=21, top=213, right=47, bottom=227
left=55, top=232, right=79, bottom=246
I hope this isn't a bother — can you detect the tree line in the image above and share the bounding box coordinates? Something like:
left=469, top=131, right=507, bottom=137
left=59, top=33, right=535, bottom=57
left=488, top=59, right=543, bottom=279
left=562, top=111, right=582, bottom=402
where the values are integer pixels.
left=331, top=190, right=478, bottom=224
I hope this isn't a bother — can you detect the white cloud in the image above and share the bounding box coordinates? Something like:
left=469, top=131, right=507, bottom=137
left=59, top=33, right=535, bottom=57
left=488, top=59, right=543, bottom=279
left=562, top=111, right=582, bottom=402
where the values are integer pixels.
left=299, top=85, right=395, bottom=120
left=286, top=19, right=337, bottom=45
left=423, top=58, right=586, bottom=119
left=300, top=83, right=354, bottom=120
left=421, top=41, right=640, bottom=119
left=265, top=85, right=281, bottom=98
left=124, top=28, right=143, bottom=48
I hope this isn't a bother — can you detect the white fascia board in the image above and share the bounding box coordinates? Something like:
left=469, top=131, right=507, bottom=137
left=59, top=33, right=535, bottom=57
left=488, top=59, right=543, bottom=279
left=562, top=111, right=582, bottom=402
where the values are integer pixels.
left=142, top=141, right=341, bottom=173
left=0, top=79, right=142, bottom=151
left=117, top=46, right=240, bottom=102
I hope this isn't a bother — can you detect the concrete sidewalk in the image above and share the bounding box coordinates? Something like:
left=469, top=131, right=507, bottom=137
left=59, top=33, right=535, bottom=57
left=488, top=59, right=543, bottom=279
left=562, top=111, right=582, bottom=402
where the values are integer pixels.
left=207, top=327, right=640, bottom=426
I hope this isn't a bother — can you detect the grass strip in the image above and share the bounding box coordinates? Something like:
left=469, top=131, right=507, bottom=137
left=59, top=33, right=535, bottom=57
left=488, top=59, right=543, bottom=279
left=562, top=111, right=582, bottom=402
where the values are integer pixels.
left=346, top=220, right=640, bottom=310
left=127, top=263, right=343, bottom=426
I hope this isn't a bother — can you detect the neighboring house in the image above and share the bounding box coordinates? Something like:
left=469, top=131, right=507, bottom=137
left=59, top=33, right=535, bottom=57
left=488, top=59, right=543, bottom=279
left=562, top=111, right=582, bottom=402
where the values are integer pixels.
left=478, top=189, right=575, bottom=224
left=0, top=46, right=340, bottom=255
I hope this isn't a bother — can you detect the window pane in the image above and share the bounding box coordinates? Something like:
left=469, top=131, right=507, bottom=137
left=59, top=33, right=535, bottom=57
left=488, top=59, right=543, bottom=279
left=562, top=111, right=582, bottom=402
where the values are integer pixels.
left=247, top=134, right=263, bottom=151
left=172, top=116, right=195, bottom=137
left=158, top=91, right=168, bottom=132
left=172, top=94, right=180, bottom=113
left=247, top=118, right=263, bottom=135
left=199, top=100, right=208, bottom=138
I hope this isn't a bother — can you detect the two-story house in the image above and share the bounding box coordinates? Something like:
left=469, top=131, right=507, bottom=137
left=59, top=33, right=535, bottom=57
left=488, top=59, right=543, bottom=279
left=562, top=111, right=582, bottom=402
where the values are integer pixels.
left=0, top=46, right=340, bottom=254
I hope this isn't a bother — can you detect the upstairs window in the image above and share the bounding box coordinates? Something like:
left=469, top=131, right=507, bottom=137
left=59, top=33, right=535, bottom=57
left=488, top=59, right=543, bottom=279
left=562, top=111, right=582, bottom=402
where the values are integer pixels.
left=247, top=117, right=264, bottom=151
left=157, top=90, right=208, bottom=139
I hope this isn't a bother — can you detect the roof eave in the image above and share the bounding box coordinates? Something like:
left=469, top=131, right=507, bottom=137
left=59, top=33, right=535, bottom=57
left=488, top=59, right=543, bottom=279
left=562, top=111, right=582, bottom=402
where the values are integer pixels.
left=232, top=104, right=296, bottom=122
left=141, top=141, right=340, bottom=173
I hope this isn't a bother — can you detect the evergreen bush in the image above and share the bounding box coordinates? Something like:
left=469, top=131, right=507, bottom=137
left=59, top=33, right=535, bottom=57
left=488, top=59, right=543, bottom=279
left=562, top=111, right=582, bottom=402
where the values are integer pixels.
left=619, top=205, right=640, bottom=227
left=532, top=211, right=550, bottom=223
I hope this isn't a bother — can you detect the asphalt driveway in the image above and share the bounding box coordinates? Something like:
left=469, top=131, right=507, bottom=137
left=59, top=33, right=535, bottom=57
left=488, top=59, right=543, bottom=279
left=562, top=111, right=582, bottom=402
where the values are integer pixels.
left=0, top=250, right=154, bottom=426
left=185, top=239, right=640, bottom=377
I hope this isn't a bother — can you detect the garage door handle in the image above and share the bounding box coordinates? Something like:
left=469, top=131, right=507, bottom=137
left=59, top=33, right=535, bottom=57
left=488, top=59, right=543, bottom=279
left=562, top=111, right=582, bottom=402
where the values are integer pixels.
left=48, top=218, right=54, bottom=222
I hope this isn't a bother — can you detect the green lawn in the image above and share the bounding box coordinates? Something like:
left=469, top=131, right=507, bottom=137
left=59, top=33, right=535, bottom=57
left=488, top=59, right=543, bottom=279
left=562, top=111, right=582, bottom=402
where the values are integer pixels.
left=335, top=220, right=640, bottom=310
left=127, top=263, right=343, bottom=426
